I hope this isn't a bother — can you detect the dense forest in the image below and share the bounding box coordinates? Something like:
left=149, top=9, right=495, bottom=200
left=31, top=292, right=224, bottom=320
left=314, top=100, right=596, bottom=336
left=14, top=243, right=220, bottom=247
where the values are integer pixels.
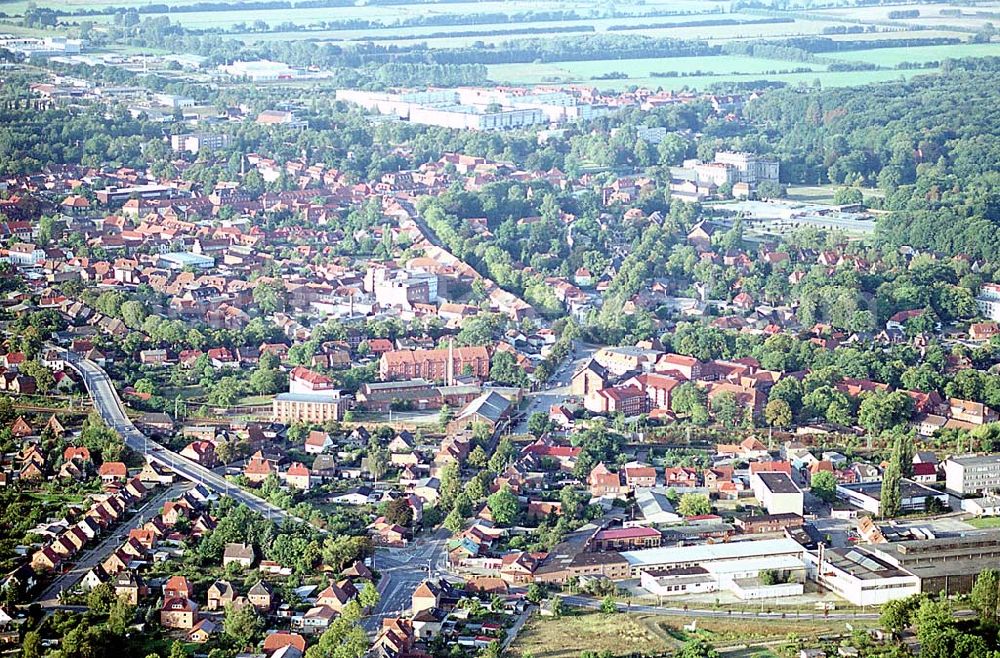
left=733, top=58, right=1000, bottom=259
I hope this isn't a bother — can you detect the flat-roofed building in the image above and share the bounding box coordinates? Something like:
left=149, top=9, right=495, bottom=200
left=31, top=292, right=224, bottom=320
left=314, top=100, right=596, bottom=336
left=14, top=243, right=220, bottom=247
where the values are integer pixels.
left=171, top=133, right=229, bottom=154
left=943, top=454, right=1000, bottom=496
left=272, top=392, right=343, bottom=423
left=872, top=529, right=1000, bottom=595
left=750, top=471, right=803, bottom=516
left=620, top=537, right=804, bottom=578
left=805, top=547, right=920, bottom=606
left=836, top=479, right=948, bottom=516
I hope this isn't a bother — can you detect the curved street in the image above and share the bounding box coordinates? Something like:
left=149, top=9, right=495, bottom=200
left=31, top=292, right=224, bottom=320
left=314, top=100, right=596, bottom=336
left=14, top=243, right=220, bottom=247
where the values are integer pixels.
left=59, top=347, right=300, bottom=526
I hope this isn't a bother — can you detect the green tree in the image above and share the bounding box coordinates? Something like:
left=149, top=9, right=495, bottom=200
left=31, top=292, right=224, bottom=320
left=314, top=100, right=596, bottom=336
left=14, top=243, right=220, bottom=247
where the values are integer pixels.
left=678, top=638, right=720, bottom=658
left=858, top=390, right=913, bottom=435
left=106, top=596, right=136, bottom=636
left=86, top=582, right=117, bottom=614
left=832, top=187, right=864, bottom=206
left=223, top=602, right=264, bottom=649
left=486, top=485, right=520, bottom=526
left=526, top=583, right=544, bottom=604
left=252, top=280, right=285, bottom=313
left=879, top=594, right=921, bottom=635
left=880, top=456, right=902, bottom=519
left=383, top=497, right=414, bottom=527
left=21, top=630, right=42, bottom=658
left=468, top=445, right=488, bottom=468
left=528, top=412, right=552, bottom=437
left=444, top=507, right=465, bottom=534
left=358, top=582, right=380, bottom=610
left=677, top=493, right=711, bottom=517
left=764, top=399, right=792, bottom=428
left=488, top=437, right=517, bottom=473
left=304, top=616, right=369, bottom=658
left=208, top=376, right=245, bottom=407
left=711, top=391, right=742, bottom=427
left=971, top=568, right=999, bottom=622
left=489, top=350, right=526, bottom=386
left=249, top=366, right=285, bottom=395
left=809, top=471, right=837, bottom=503
left=601, top=595, right=617, bottom=614
left=438, top=404, right=454, bottom=430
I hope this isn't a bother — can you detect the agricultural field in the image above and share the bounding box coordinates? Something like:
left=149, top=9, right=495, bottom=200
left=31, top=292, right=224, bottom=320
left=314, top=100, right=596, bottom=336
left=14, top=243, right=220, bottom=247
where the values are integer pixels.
left=828, top=42, right=1000, bottom=66
left=807, top=2, right=1000, bottom=22
left=489, top=55, right=826, bottom=85
left=2, top=0, right=997, bottom=95
left=487, top=57, right=930, bottom=91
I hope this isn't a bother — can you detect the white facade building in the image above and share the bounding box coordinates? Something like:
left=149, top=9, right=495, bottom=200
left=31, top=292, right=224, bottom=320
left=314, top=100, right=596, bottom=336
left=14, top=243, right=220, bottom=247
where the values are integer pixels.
left=714, top=151, right=779, bottom=186
left=750, top=471, right=804, bottom=516
left=977, top=284, right=1000, bottom=322
left=944, top=453, right=1000, bottom=495
left=805, top=547, right=920, bottom=607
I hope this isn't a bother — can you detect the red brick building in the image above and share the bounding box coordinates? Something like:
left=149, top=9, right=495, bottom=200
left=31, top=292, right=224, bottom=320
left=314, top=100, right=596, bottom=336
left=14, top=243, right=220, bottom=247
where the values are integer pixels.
left=379, top=346, right=489, bottom=381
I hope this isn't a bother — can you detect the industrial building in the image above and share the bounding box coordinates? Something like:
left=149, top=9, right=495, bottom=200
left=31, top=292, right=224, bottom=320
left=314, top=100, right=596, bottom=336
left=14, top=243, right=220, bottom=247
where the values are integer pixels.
left=836, top=479, right=948, bottom=516
left=805, top=546, right=921, bottom=607
left=640, top=553, right=806, bottom=601
left=219, top=60, right=297, bottom=81
left=750, top=471, right=803, bottom=516
left=873, top=530, right=1000, bottom=596
left=0, top=35, right=82, bottom=58
left=157, top=252, right=215, bottom=271
left=620, top=537, right=804, bottom=578
left=335, top=87, right=606, bottom=131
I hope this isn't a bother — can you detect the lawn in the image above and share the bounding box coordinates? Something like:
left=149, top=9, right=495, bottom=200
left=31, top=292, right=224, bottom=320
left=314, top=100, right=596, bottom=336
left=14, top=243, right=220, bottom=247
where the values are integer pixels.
left=507, top=611, right=675, bottom=658
left=235, top=394, right=275, bottom=406
left=784, top=184, right=884, bottom=204
left=966, top=516, right=1000, bottom=529
left=828, top=42, right=1000, bottom=66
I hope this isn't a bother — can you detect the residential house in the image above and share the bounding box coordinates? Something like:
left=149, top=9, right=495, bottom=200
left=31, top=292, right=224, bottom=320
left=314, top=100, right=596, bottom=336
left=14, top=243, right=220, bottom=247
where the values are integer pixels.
left=223, top=543, right=256, bottom=569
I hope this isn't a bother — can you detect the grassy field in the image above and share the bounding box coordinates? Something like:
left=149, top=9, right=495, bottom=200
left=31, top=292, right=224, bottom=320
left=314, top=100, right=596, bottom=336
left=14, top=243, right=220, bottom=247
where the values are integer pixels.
left=966, top=516, right=1000, bottom=529
left=508, top=610, right=874, bottom=658
left=809, top=2, right=1000, bottom=22
left=785, top=184, right=884, bottom=204
left=489, top=55, right=826, bottom=85
left=829, top=42, right=1000, bottom=66
left=507, top=611, right=675, bottom=658
left=488, top=60, right=923, bottom=91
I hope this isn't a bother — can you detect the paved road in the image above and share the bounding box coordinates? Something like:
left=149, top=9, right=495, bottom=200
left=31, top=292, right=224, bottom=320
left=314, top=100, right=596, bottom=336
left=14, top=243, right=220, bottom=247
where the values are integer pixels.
left=501, top=606, right=533, bottom=650
left=513, top=343, right=599, bottom=434
left=36, top=483, right=185, bottom=607
left=364, top=529, right=450, bottom=632
left=59, top=348, right=303, bottom=527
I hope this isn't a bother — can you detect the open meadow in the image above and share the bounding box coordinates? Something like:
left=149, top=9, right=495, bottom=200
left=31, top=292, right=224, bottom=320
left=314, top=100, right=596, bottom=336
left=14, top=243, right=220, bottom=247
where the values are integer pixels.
left=507, top=610, right=877, bottom=658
